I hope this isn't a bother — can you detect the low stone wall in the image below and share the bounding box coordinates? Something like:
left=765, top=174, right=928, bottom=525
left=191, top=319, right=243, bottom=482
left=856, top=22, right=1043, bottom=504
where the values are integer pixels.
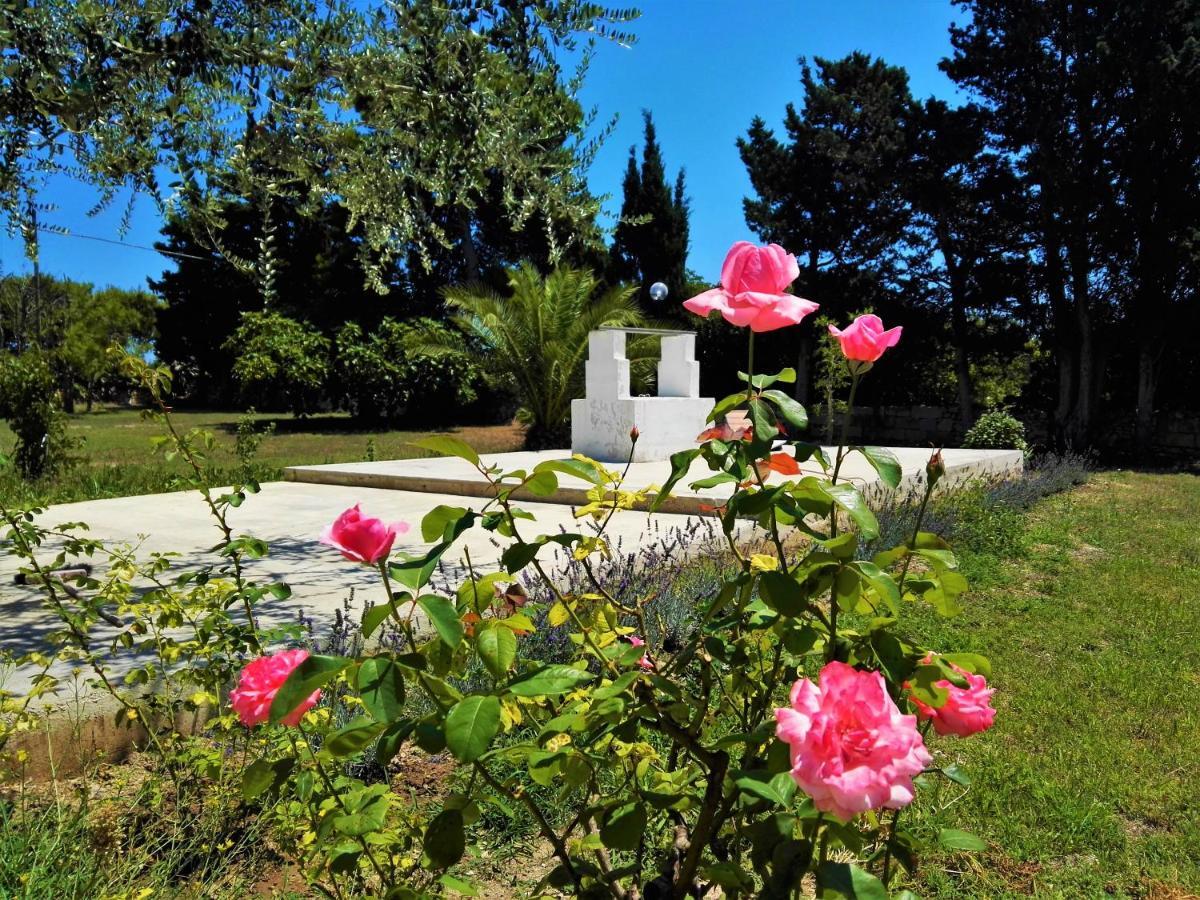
left=820, top=405, right=1199, bottom=458
left=836, top=406, right=963, bottom=448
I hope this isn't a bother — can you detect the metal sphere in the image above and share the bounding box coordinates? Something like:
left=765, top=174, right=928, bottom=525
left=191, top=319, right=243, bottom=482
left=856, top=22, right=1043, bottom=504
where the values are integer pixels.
left=649, top=282, right=669, bottom=302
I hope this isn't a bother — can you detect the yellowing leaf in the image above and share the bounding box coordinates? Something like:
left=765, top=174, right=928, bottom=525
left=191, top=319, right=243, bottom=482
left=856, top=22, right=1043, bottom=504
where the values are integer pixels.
left=750, top=554, right=780, bottom=573
left=548, top=602, right=570, bottom=627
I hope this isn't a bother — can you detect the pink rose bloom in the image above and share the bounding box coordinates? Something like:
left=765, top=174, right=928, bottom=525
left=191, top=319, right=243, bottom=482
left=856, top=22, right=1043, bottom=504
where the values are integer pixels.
left=828, top=314, right=902, bottom=363
left=775, top=661, right=931, bottom=821
left=319, top=504, right=409, bottom=564
left=684, top=241, right=818, bottom=333
left=230, top=649, right=320, bottom=727
left=627, top=635, right=654, bottom=671
left=909, top=655, right=996, bottom=738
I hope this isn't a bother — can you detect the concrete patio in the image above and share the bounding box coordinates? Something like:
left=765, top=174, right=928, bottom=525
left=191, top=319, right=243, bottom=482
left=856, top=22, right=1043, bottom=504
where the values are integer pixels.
left=2, top=445, right=1020, bottom=708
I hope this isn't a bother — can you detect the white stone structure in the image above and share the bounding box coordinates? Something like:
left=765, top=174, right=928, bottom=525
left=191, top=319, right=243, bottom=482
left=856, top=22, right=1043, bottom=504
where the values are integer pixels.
left=571, top=328, right=713, bottom=463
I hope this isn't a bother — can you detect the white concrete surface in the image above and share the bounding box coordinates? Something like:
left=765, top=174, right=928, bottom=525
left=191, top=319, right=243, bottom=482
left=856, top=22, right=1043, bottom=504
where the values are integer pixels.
left=287, top=446, right=1024, bottom=513
left=2, top=443, right=1021, bottom=705
left=0, top=480, right=720, bottom=699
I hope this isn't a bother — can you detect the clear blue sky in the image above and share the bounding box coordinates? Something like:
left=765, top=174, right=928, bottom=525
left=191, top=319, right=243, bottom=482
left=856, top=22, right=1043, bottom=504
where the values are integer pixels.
left=0, top=0, right=964, bottom=293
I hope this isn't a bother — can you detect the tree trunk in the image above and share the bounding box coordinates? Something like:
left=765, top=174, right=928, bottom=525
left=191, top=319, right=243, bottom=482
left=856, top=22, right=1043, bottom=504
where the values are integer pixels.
left=1041, top=214, right=1075, bottom=447
left=794, top=249, right=821, bottom=408
left=457, top=209, right=483, bottom=283
left=1067, top=235, right=1096, bottom=446
left=937, top=226, right=974, bottom=430
left=794, top=335, right=811, bottom=407
left=1134, top=341, right=1158, bottom=451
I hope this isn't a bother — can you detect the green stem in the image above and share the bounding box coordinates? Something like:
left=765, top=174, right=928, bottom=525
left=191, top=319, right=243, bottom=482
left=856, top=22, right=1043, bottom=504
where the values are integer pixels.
left=881, top=806, right=904, bottom=888
left=825, top=371, right=860, bottom=662
left=897, top=479, right=934, bottom=594
left=830, top=370, right=860, bottom=486
left=746, top=330, right=756, bottom=405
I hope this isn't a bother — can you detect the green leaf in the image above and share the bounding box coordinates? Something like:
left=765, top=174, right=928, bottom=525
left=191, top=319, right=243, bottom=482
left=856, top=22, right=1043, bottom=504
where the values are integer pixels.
left=421, top=505, right=471, bottom=542
left=815, top=861, right=889, bottom=899
left=269, top=655, right=350, bottom=725
left=439, top=874, right=480, bottom=897
left=599, top=802, right=647, bottom=851
left=390, top=542, right=451, bottom=591
left=825, top=482, right=880, bottom=539
left=507, top=664, right=595, bottom=697
left=241, top=757, right=293, bottom=801
left=323, top=717, right=386, bottom=759
left=501, top=539, right=543, bottom=574
left=476, top=623, right=517, bottom=679
left=821, top=532, right=858, bottom=560
left=734, top=771, right=795, bottom=807
left=424, top=808, right=465, bottom=868
left=375, top=718, right=417, bottom=768
left=707, top=391, right=747, bottom=423
left=650, top=449, right=700, bottom=512
left=522, top=470, right=558, bottom=497
left=941, top=652, right=991, bottom=678
left=444, top=695, right=501, bottom=762
left=942, top=763, right=972, bottom=786
left=690, top=473, right=738, bottom=490
left=333, top=805, right=388, bottom=839
left=356, top=656, right=406, bottom=722
left=758, top=571, right=807, bottom=617
left=938, top=828, right=987, bottom=852
left=762, top=390, right=809, bottom=429
left=748, top=397, right=776, bottom=440
left=533, top=457, right=603, bottom=485
left=851, top=560, right=901, bottom=616
left=853, top=446, right=902, bottom=489
left=411, top=436, right=479, bottom=467
left=362, top=596, right=407, bottom=639
left=738, top=368, right=796, bottom=389
left=416, top=595, right=464, bottom=649
left=910, top=663, right=950, bottom=708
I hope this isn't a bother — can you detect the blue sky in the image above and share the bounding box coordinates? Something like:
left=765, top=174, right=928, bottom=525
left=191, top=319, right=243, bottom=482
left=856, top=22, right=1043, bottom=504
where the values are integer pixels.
left=0, top=0, right=964, bottom=293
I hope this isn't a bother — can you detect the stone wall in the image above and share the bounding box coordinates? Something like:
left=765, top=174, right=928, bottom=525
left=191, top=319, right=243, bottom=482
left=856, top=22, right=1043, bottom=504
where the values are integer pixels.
left=837, top=406, right=963, bottom=448
left=829, top=405, right=1200, bottom=458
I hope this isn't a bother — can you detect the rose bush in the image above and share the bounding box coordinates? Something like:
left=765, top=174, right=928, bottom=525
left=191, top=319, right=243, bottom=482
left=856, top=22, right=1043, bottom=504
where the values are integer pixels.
left=2, top=241, right=997, bottom=899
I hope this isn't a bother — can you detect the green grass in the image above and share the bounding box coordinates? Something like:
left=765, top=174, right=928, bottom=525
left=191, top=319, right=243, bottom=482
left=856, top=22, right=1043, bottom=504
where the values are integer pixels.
left=0, top=407, right=524, bottom=507
left=0, top=787, right=303, bottom=899
left=900, top=472, right=1200, bottom=898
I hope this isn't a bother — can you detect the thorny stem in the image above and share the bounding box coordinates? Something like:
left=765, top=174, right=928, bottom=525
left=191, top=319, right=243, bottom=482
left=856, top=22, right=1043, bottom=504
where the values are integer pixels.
left=287, top=726, right=392, bottom=891
left=151, top=394, right=261, bottom=651
left=826, top=370, right=862, bottom=662
left=896, top=475, right=935, bottom=594
left=0, top=501, right=174, bottom=765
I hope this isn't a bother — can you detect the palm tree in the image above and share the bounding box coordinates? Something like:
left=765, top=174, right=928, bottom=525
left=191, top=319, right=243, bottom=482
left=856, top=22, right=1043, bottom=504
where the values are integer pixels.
left=428, top=263, right=647, bottom=449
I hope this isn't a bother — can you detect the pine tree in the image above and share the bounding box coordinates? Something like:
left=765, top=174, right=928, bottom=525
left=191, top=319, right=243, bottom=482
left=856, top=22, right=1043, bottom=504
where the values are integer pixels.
left=609, top=111, right=690, bottom=317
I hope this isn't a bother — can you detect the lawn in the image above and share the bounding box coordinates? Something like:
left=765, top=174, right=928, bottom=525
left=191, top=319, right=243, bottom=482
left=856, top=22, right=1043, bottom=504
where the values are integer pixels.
left=0, top=407, right=525, bottom=506
left=898, top=471, right=1200, bottom=898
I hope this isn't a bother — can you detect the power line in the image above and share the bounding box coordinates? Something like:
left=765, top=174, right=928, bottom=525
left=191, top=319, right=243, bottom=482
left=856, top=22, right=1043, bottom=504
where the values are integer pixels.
left=30, top=225, right=211, bottom=261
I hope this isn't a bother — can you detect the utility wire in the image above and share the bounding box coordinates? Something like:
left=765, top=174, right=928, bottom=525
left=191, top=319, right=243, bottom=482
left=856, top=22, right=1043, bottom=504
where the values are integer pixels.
left=28, top=225, right=211, bottom=261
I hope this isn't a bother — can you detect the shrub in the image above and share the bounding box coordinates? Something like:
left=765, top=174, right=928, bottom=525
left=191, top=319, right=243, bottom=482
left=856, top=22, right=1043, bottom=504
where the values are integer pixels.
left=226, top=311, right=330, bottom=416
left=432, top=264, right=646, bottom=449
left=6, top=277, right=1004, bottom=899
left=962, top=408, right=1029, bottom=452
left=334, top=318, right=483, bottom=425
left=866, top=450, right=1093, bottom=563
left=0, top=350, right=74, bottom=479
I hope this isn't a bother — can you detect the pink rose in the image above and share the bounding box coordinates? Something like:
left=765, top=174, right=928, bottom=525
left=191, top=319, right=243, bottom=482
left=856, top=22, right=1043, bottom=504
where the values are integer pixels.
left=828, top=314, right=902, bottom=363
left=230, top=649, right=320, bottom=727
left=627, top=635, right=654, bottom=671
left=909, top=655, right=996, bottom=738
left=683, top=241, right=818, bottom=333
left=775, top=661, right=932, bottom=821
left=319, top=504, right=409, bottom=564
